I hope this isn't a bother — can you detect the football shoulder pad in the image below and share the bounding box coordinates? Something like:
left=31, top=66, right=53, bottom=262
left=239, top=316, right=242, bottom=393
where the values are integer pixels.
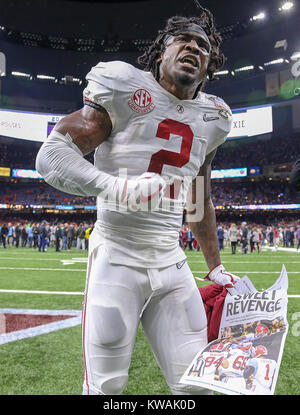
left=85, top=60, right=140, bottom=91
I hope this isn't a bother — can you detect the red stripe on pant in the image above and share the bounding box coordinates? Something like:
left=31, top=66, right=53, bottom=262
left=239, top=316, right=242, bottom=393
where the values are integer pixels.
left=82, top=253, right=93, bottom=395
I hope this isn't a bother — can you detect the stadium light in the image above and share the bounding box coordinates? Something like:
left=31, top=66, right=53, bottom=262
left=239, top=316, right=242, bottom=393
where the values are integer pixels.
left=279, top=2, right=294, bottom=11
left=215, top=70, right=229, bottom=75
left=37, top=74, right=56, bottom=82
left=264, top=58, right=285, bottom=66
left=250, top=12, right=266, bottom=21
left=234, top=65, right=254, bottom=73
left=11, top=71, right=32, bottom=79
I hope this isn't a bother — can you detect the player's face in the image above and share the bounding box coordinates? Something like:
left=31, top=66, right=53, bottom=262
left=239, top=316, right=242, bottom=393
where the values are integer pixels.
left=158, top=30, right=211, bottom=99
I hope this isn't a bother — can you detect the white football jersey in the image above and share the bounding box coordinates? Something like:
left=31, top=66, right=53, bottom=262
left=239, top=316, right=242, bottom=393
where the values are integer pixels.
left=83, top=61, right=232, bottom=267
left=219, top=352, right=249, bottom=378
left=250, top=358, right=277, bottom=393
left=200, top=352, right=228, bottom=377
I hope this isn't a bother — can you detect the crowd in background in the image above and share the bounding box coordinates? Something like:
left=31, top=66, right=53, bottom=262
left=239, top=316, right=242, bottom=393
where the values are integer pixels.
left=1, top=219, right=300, bottom=253
left=211, top=180, right=296, bottom=206
left=1, top=134, right=299, bottom=171
left=0, top=179, right=297, bottom=207
left=0, top=220, right=94, bottom=251
left=0, top=183, right=96, bottom=206
left=180, top=220, right=300, bottom=253
left=211, top=134, right=300, bottom=169
left=0, top=142, right=93, bottom=170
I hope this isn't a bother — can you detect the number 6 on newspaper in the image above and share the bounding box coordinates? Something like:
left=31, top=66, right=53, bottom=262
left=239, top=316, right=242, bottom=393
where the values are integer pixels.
left=180, top=265, right=289, bottom=395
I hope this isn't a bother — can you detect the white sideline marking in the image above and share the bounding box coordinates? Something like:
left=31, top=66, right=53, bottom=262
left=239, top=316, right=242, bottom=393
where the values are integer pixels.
left=266, top=247, right=300, bottom=253
left=0, top=308, right=82, bottom=345
left=0, top=257, right=87, bottom=261
left=193, top=271, right=300, bottom=274
left=0, top=267, right=85, bottom=272
left=0, top=267, right=299, bottom=274
left=0, top=289, right=84, bottom=295
left=190, top=261, right=300, bottom=264
left=0, top=289, right=298, bottom=298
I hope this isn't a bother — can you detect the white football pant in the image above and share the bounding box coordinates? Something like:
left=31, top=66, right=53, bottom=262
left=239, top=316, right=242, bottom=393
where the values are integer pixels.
left=82, top=244, right=211, bottom=395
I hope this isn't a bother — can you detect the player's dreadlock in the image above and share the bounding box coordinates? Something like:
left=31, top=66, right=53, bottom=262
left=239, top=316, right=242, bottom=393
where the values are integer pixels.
left=137, top=0, right=225, bottom=94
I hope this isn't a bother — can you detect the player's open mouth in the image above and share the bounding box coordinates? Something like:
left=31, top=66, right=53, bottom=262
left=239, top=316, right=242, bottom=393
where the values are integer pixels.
left=179, top=54, right=199, bottom=68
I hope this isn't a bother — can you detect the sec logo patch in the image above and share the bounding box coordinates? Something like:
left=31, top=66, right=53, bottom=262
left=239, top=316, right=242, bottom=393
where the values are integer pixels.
left=128, top=89, right=155, bottom=113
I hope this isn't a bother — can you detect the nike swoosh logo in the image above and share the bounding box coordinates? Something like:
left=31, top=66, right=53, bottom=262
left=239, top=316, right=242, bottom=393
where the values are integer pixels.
left=203, top=114, right=219, bottom=122
left=140, top=186, right=162, bottom=203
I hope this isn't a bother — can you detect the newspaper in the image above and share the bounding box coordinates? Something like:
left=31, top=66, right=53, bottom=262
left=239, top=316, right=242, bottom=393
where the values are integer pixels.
left=180, top=265, right=289, bottom=395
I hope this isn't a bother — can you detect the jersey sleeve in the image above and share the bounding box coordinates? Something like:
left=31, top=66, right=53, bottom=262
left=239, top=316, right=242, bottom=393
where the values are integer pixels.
left=204, top=95, right=233, bottom=156
left=83, top=61, right=135, bottom=131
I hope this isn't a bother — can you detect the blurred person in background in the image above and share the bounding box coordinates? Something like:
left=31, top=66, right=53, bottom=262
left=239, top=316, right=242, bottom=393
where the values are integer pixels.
left=62, top=223, right=68, bottom=250
left=55, top=224, right=62, bottom=252
left=223, top=225, right=229, bottom=248
left=50, top=224, right=56, bottom=248
left=290, top=226, right=295, bottom=248
left=229, top=223, right=238, bottom=254
left=21, top=225, right=28, bottom=247
left=250, top=227, right=260, bottom=254
left=14, top=223, right=21, bottom=248
left=284, top=227, right=292, bottom=248
left=217, top=224, right=224, bottom=251
left=76, top=223, right=86, bottom=251
left=260, top=226, right=266, bottom=247
left=0, top=222, right=8, bottom=248
left=186, top=227, right=194, bottom=251
left=268, top=227, right=274, bottom=247
left=84, top=224, right=93, bottom=251
left=274, top=227, right=279, bottom=251
left=7, top=223, right=14, bottom=247
left=241, top=222, right=248, bottom=254
left=67, top=223, right=75, bottom=250
left=32, top=223, right=40, bottom=249
left=38, top=221, right=49, bottom=252
left=27, top=223, right=34, bottom=248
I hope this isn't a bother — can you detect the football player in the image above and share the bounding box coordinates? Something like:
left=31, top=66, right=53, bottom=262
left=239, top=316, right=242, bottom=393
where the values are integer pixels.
left=244, top=346, right=277, bottom=394
left=36, top=1, right=239, bottom=395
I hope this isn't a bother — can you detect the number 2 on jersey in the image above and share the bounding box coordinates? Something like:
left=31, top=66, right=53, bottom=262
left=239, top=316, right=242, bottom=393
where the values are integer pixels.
left=147, top=119, right=193, bottom=173
left=147, top=119, right=194, bottom=199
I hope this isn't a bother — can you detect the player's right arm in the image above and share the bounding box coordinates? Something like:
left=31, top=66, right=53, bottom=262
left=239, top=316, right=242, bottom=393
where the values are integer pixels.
left=53, top=105, right=112, bottom=156
left=35, top=104, right=121, bottom=198
left=36, top=103, right=165, bottom=210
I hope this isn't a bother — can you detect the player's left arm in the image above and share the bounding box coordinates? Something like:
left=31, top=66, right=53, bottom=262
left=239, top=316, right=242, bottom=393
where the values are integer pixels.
left=187, top=150, right=219, bottom=268
left=187, top=150, right=240, bottom=294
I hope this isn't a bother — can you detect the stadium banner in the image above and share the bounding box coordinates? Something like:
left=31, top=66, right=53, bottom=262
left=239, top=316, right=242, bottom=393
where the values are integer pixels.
left=231, top=203, right=300, bottom=210
left=211, top=167, right=247, bottom=179
left=12, top=168, right=43, bottom=179
left=180, top=266, right=289, bottom=395
left=0, top=108, right=64, bottom=142
left=0, top=105, right=272, bottom=142
left=229, top=105, right=273, bottom=140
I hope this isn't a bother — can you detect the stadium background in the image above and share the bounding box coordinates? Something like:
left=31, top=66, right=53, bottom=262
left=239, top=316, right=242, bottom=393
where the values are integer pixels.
left=0, top=0, right=299, bottom=396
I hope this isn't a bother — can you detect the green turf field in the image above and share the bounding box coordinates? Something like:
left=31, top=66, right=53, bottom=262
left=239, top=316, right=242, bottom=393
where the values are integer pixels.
left=0, top=246, right=299, bottom=395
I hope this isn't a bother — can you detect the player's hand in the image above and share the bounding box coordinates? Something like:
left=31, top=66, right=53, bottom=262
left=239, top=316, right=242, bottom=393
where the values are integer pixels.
left=123, top=172, right=166, bottom=212
left=205, top=264, right=240, bottom=295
